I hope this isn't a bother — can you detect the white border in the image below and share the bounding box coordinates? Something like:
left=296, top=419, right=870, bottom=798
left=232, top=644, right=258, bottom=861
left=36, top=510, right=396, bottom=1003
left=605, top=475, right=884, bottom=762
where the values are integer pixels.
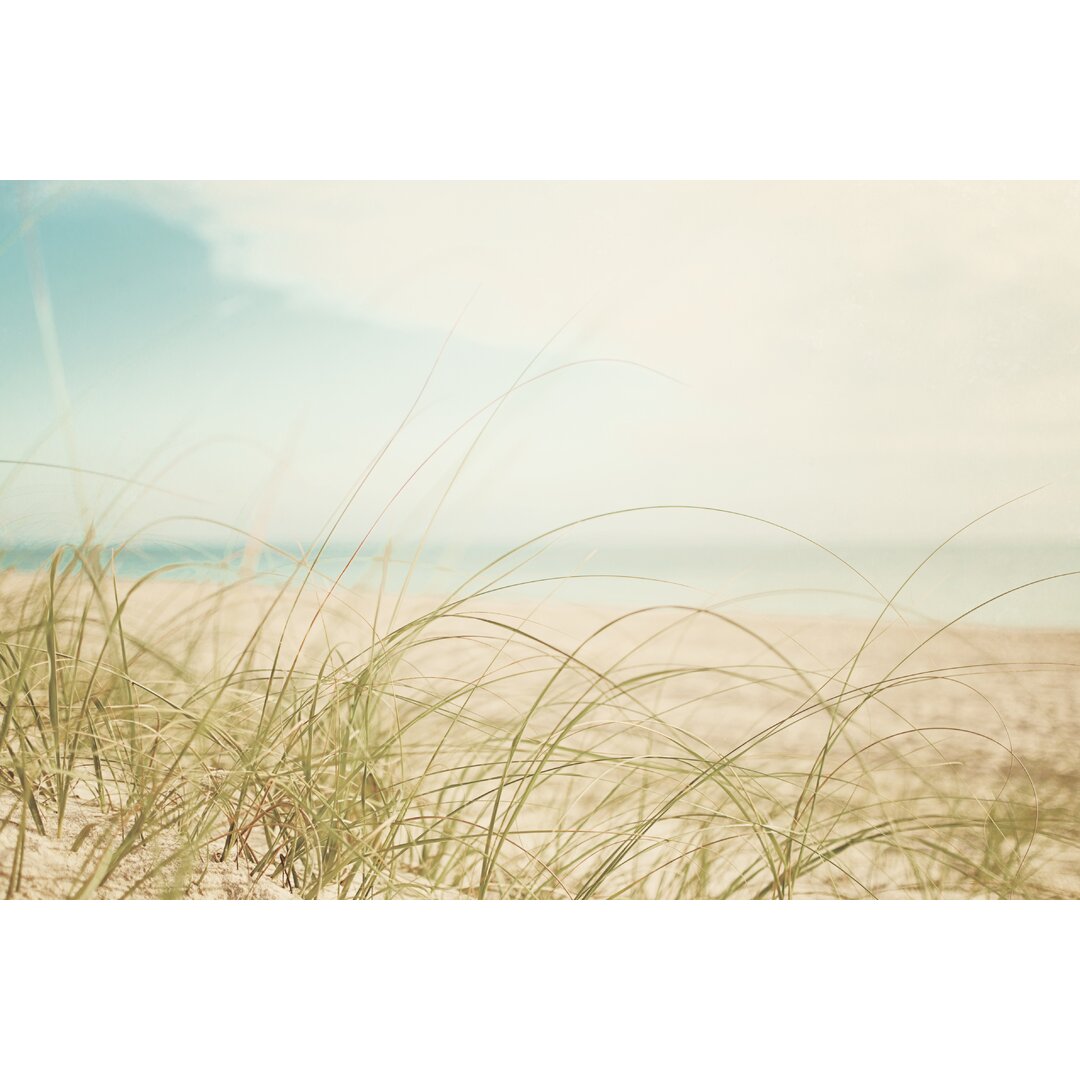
left=3, top=900, right=1075, bottom=1075
left=6, top=2, right=1080, bottom=177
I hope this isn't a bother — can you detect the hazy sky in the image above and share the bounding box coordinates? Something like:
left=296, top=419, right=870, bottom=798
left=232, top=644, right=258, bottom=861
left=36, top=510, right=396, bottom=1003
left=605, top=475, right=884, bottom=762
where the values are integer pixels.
left=3, top=181, right=1079, bottom=549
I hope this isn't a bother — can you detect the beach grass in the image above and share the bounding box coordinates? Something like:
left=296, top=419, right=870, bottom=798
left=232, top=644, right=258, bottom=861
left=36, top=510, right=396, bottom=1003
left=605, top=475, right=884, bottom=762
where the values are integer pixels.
left=2, top=512, right=1078, bottom=900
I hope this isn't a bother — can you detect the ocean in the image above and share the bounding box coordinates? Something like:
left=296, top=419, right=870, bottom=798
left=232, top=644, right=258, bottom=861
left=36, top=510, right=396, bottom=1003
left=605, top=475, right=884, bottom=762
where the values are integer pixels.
left=3, top=537, right=1078, bottom=630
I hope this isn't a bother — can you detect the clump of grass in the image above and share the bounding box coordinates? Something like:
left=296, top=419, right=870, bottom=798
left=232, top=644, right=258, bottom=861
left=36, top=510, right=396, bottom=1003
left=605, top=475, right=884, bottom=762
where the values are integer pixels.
left=2, top=513, right=1077, bottom=899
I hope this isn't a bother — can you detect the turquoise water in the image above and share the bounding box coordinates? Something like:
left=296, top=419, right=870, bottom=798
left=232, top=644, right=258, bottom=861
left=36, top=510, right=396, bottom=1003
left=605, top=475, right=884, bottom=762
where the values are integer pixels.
left=4, top=538, right=1078, bottom=629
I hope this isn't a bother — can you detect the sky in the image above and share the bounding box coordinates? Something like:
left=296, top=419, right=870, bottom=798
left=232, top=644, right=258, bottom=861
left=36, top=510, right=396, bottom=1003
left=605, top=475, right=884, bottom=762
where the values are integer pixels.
left=2, top=181, right=1079, bottom=554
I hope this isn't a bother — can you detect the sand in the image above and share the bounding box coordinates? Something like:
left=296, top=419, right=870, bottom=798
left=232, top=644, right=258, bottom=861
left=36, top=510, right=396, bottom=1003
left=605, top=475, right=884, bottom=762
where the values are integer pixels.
left=0, top=788, right=293, bottom=899
left=3, top=567, right=1079, bottom=898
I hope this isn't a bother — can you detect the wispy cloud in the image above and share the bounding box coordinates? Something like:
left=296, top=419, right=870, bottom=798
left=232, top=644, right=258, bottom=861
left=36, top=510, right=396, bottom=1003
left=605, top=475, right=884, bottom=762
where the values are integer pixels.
left=14, top=181, right=1080, bottom=544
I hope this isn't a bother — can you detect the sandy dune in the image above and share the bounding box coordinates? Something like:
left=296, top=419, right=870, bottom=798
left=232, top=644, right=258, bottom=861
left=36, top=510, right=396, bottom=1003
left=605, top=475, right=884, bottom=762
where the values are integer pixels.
left=3, top=568, right=1079, bottom=898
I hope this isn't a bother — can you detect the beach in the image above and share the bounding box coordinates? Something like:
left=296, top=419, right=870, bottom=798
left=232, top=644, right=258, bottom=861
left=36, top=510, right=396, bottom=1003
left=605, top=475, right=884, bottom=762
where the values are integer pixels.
left=3, top=565, right=1077, bottom=899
